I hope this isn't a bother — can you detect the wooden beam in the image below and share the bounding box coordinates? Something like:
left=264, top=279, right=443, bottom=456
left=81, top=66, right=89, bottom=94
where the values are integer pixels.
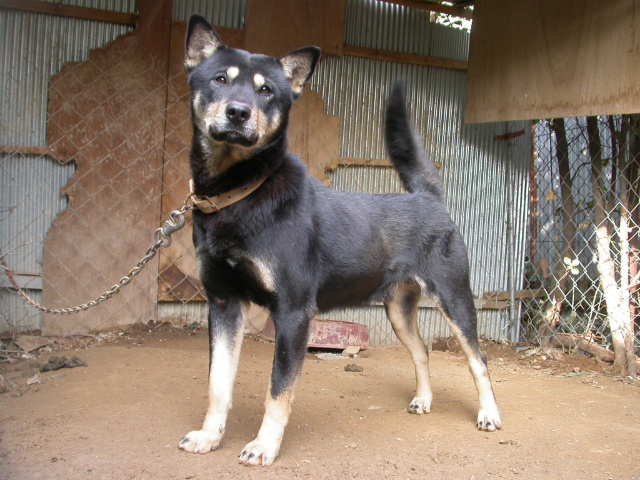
left=339, top=157, right=442, bottom=169
left=339, top=157, right=392, bottom=167
left=483, top=289, right=547, bottom=301
left=388, top=0, right=473, bottom=20
left=172, top=25, right=466, bottom=72
left=343, top=45, right=468, bottom=71
left=0, top=145, right=51, bottom=156
left=412, top=297, right=508, bottom=310
left=0, top=273, right=42, bottom=290
left=0, top=0, right=138, bottom=26
left=494, top=129, right=526, bottom=142
left=466, top=0, right=640, bottom=123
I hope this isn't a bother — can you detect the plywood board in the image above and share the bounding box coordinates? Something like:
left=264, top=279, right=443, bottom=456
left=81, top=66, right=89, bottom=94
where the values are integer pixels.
left=157, top=21, right=201, bottom=302
left=41, top=0, right=172, bottom=335
left=288, top=90, right=341, bottom=186
left=245, top=0, right=344, bottom=187
left=466, top=0, right=640, bottom=123
left=245, top=0, right=345, bottom=57
left=157, top=22, right=245, bottom=302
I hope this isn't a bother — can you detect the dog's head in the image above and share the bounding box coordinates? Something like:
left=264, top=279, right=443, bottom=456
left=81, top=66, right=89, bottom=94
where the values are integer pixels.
left=185, top=14, right=320, bottom=167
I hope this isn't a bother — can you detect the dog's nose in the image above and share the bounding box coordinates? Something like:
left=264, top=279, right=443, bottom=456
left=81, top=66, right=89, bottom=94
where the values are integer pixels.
left=226, top=102, right=251, bottom=125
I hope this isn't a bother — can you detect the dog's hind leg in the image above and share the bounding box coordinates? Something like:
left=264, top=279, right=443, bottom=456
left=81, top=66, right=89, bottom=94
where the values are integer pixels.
left=238, top=308, right=312, bottom=467
left=432, top=278, right=502, bottom=432
left=179, top=298, right=247, bottom=454
left=384, top=282, right=433, bottom=414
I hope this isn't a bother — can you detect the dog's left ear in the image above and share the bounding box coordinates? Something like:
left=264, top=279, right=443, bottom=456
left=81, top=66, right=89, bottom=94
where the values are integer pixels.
left=279, top=47, right=321, bottom=99
left=185, top=14, right=225, bottom=72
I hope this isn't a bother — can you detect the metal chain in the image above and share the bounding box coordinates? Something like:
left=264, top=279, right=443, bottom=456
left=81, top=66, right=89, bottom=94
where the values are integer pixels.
left=1, top=196, right=193, bottom=316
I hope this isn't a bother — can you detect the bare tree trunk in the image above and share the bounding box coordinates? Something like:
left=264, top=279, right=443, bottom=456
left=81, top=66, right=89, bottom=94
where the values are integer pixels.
left=619, top=116, right=637, bottom=378
left=587, top=116, right=631, bottom=375
left=629, top=117, right=640, bottom=370
left=553, top=118, right=577, bottom=266
left=541, top=119, right=575, bottom=348
left=607, top=116, right=619, bottom=215
left=529, top=124, right=538, bottom=263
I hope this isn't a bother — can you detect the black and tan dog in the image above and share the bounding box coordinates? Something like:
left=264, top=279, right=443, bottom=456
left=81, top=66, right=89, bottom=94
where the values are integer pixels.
left=179, top=14, right=501, bottom=467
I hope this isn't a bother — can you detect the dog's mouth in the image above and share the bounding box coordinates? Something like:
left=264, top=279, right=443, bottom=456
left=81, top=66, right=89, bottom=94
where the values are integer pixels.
left=210, top=127, right=259, bottom=147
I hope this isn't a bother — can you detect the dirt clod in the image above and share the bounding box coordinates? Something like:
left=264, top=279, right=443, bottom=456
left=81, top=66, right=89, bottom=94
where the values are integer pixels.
left=40, top=355, right=87, bottom=372
left=344, top=363, right=363, bottom=372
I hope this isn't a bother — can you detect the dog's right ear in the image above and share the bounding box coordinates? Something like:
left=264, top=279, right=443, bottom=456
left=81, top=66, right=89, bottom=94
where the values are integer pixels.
left=185, top=14, right=224, bottom=72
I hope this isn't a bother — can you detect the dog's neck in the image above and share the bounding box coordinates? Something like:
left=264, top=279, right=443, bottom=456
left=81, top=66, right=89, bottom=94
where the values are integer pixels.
left=195, top=135, right=253, bottom=177
left=190, top=132, right=287, bottom=197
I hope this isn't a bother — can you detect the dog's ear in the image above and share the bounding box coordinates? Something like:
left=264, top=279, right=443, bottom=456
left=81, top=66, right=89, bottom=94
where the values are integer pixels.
left=185, top=14, right=225, bottom=72
left=279, top=47, right=321, bottom=99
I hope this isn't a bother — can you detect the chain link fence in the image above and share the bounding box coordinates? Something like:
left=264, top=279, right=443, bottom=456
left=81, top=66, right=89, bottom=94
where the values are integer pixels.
left=524, top=116, right=640, bottom=362
left=2, top=4, right=524, bottom=347
left=3, top=5, right=638, bottom=371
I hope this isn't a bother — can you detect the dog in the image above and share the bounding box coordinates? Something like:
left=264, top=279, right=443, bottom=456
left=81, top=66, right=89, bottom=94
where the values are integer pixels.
left=179, top=14, right=501, bottom=467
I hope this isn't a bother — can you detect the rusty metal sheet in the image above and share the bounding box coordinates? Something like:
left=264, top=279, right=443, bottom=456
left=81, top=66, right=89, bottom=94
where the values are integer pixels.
left=261, top=318, right=369, bottom=350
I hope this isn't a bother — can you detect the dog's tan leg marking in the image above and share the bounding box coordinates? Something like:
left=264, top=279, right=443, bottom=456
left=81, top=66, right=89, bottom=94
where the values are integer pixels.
left=238, top=385, right=294, bottom=467
left=179, top=304, right=247, bottom=454
left=385, top=283, right=433, bottom=414
left=446, top=321, right=502, bottom=431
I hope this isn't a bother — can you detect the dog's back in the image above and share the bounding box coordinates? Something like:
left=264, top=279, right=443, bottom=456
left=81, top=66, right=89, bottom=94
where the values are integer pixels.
left=304, top=85, right=457, bottom=311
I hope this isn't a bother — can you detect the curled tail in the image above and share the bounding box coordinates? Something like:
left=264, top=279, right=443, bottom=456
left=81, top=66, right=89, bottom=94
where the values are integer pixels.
left=385, top=82, right=444, bottom=199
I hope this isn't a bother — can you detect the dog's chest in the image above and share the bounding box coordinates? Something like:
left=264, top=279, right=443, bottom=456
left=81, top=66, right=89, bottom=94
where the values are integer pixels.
left=225, top=253, right=276, bottom=293
left=197, top=243, right=278, bottom=303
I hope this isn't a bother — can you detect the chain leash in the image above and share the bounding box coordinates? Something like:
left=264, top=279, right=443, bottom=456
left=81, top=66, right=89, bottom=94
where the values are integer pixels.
left=1, top=194, right=194, bottom=316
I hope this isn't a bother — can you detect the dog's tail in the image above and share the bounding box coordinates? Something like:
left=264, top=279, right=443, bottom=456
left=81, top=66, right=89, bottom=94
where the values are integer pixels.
left=385, top=82, right=444, bottom=199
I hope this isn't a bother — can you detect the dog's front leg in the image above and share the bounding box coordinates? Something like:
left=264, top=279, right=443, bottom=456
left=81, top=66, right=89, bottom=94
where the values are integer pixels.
left=238, top=310, right=311, bottom=467
left=180, top=298, right=246, bottom=454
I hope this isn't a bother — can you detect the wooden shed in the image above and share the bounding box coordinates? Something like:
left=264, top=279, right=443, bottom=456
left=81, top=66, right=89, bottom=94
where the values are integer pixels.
left=1, top=0, right=638, bottom=346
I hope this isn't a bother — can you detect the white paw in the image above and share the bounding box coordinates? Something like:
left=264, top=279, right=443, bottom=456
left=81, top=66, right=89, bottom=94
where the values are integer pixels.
left=179, top=429, right=222, bottom=454
left=477, top=407, right=502, bottom=431
left=238, top=439, right=279, bottom=467
left=408, top=396, right=432, bottom=415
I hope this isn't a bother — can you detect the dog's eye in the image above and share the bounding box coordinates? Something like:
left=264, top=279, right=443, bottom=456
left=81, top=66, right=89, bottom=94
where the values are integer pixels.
left=259, top=85, right=272, bottom=95
left=215, top=75, right=227, bottom=85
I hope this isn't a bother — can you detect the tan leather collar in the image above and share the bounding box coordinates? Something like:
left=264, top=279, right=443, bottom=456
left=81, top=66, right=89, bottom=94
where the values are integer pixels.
left=189, top=176, right=268, bottom=214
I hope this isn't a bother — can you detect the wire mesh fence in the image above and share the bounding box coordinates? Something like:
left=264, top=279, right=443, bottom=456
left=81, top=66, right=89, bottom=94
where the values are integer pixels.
left=2, top=4, right=638, bottom=374
left=1, top=30, right=174, bottom=337
left=1, top=4, right=523, bottom=347
left=524, top=115, right=640, bottom=370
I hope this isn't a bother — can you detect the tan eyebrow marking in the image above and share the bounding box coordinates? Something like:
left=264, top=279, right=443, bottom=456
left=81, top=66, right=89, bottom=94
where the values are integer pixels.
left=254, top=73, right=266, bottom=89
left=227, top=66, right=239, bottom=80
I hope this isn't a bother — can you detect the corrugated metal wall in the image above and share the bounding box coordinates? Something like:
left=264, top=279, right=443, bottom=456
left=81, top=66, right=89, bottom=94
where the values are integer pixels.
left=1, top=0, right=531, bottom=343
left=162, top=0, right=531, bottom=344
left=345, top=0, right=434, bottom=56
left=0, top=1, right=135, bottom=333
left=0, top=5, right=134, bottom=146
left=310, top=0, right=531, bottom=344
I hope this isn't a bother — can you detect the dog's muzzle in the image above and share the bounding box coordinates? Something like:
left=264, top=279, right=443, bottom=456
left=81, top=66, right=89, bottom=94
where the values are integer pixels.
left=207, top=101, right=259, bottom=147
left=210, top=126, right=258, bottom=147
left=226, top=102, right=251, bottom=126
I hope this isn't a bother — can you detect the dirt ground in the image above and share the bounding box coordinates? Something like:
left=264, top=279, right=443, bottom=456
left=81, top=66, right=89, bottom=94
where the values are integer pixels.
left=1, top=324, right=639, bottom=480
